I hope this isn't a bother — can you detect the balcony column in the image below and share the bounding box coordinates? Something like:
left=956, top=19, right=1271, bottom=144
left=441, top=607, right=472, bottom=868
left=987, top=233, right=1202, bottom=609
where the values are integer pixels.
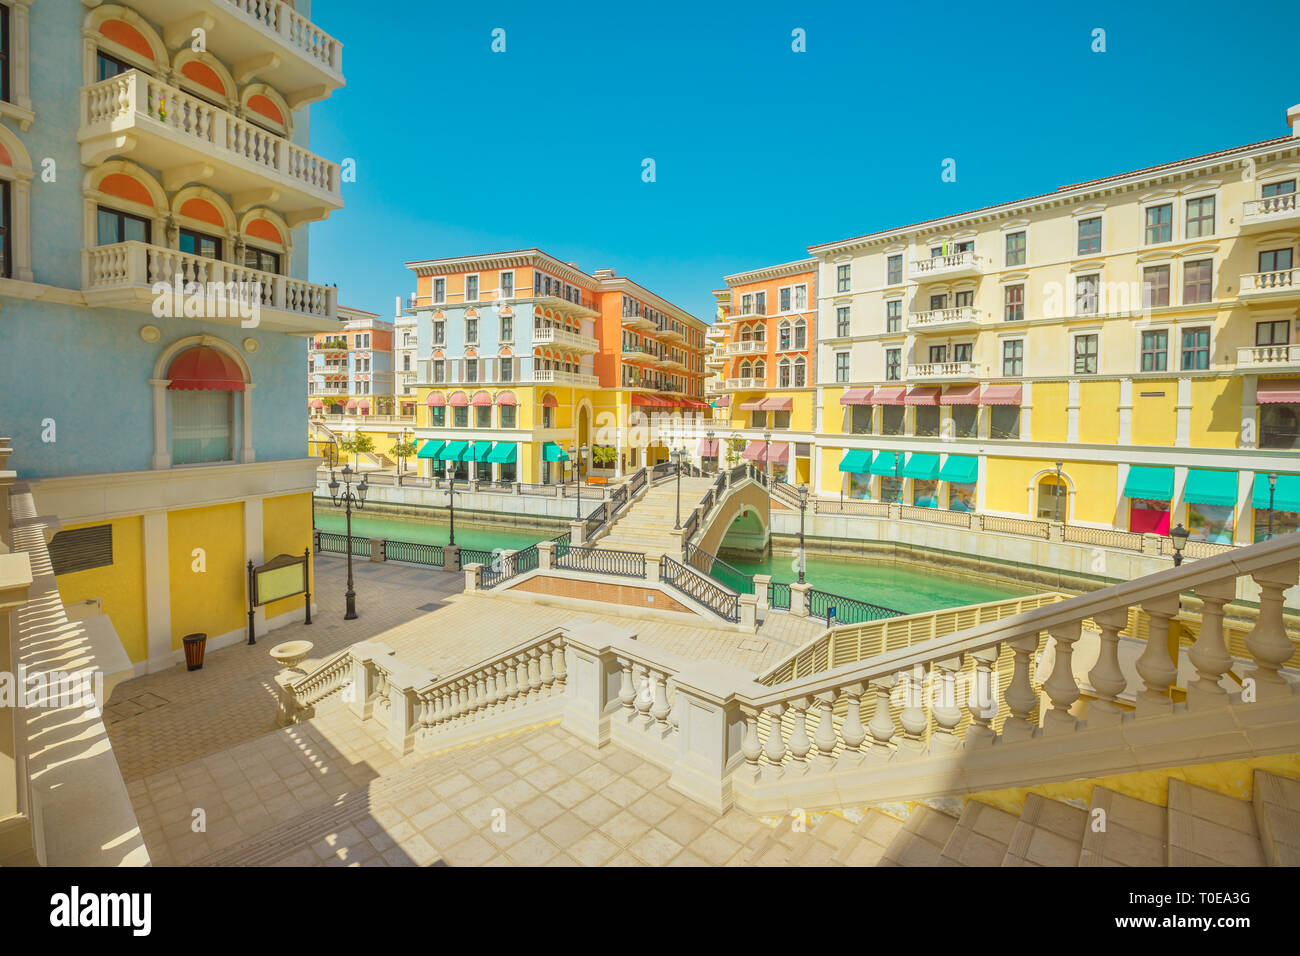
left=241, top=384, right=256, bottom=463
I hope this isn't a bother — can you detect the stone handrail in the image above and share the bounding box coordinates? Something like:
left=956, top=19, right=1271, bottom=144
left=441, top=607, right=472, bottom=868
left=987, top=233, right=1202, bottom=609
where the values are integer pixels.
left=224, top=0, right=343, bottom=74
left=1241, top=269, right=1298, bottom=293
left=1236, top=344, right=1300, bottom=367
left=907, top=306, right=981, bottom=328
left=1244, top=193, right=1298, bottom=218
left=287, top=646, right=354, bottom=710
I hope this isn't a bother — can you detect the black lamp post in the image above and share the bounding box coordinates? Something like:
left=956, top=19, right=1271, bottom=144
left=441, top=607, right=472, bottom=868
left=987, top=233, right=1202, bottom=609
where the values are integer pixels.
left=445, top=459, right=456, bottom=546
left=327, top=465, right=368, bottom=620
left=569, top=444, right=588, bottom=519
left=1267, top=472, right=1278, bottom=540
left=673, top=446, right=685, bottom=529
left=1170, top=523, right=1190, bottom=567
left=797, top=483, right=808, bottom=584
left=1054, top=460, right=1064, bottom=523
left=706, top=429, right=715, bottom=475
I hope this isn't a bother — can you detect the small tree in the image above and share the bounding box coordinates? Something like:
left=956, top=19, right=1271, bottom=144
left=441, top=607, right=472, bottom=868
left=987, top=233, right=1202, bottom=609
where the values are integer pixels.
left=338, top=431, right=375, bottom=468
left=392, top=438, right=418, bottom=475
left=724, top=437, right=745, bottom=468
left=591, top=445, right=618, bottom=470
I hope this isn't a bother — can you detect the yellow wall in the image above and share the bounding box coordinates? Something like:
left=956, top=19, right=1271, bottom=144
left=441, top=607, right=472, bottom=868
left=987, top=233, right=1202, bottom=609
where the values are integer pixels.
left=168, top=502, right=246, bottom=649
left=261, top=492, right=314, bottom=623
left=1077, top=380, right=1119, bottom=445
left=53, top=516, right=149, bottom=663
left=1190, top=377, right=1242, bottom=448
left=1030, top=382, right=1068, bottom=443
left=1131, top=379, right=1177, bottom=446
left=1064, top=460, right=1118, bottom=524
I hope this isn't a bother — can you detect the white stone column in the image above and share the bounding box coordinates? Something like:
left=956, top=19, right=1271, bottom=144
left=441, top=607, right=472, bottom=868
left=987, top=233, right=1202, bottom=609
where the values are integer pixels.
left=1174, top=377, right=1192, bottom=447
left=1066, top=379, right=1080, bottom=443
left=1117, top=377, right=1133, bottom=444
left=244, top=497, right=266, bottom=638
left=241, top=383, right=256, bottom=463
left=149, top=379, right=171, bottom=469
left=143, top=510, right=173, bottom=671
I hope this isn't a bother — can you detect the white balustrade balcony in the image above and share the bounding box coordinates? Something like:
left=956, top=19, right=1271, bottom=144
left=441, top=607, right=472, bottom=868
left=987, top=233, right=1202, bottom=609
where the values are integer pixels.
left=725, top=377, right=763, bottom=389
left=910, top=250, right=982, bottom=280
left=532, top=326, right=599, bottom=353
left=726, top=340, right=767, bottom=355
left=1235, top=344, right=1300, bottom=371
left=907, top=361, right=980, bottom=382
left=79, top=71, right=342, bottom=224
left=1240, top=193, right=1300, bottom=232
left=907, top=306, right=982, bottom=332
left=122, top=0, right=342, bottom=102
left=83, top=240, right=339, bottom=333
left=1240, top=269, right=1299, bottom=301
left=533, top=370, right=601, bottom=388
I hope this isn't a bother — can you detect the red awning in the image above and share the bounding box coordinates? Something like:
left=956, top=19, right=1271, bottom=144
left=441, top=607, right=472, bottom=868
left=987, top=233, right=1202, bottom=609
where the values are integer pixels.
left=346, top=399, right=358, bottom=409
left=840, top=388, right=874, bottom=405
left=872, top=386, right=907, bottom=405
left=769, top=444, right=790, bottom=464
left=448, top=391, right=469, bottom=407
left=981, top=384, right=1023, bottom=405
left=739, top=399, right=765, bottom=411
left=1258, top=379, right=1300, bottom=404
left=632, top=394, right=670, bottom=408
left=426, top=392, right=446, bottom=407
left=496, top=390, right=517, bottom=406
left=939, top=384, right=981, bottom=406
left=714, top=395, right=731, bottom=408
left=698, top=438, right=719, bottom=456
left=471, top=390, right=493, bottom=406
left=166, top=346, right=245, bottom=391
left=309, top=399, right=324, bottom=408
left=761, top=397, right=793, bottom=411
left=905, top=387, right=941, bottom=406
left=741, top=440, right=767, bottom=462
left=358, top=403, right=370, bottom=413
left=542, top=393, right=559, bottom=408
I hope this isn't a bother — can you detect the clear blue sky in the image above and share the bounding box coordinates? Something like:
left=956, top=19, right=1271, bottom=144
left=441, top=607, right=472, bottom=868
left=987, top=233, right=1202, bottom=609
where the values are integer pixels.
left=308, top=0, right=1300, bottom=323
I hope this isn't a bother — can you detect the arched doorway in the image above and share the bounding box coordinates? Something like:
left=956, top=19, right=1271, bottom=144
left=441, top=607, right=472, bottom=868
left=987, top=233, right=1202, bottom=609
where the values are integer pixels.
left=1036, top=474, right=1067, bottom=521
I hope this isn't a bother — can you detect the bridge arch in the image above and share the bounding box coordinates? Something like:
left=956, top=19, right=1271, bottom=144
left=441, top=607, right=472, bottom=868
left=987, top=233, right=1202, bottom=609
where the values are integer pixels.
left=696, top=480, right=770, bottom=558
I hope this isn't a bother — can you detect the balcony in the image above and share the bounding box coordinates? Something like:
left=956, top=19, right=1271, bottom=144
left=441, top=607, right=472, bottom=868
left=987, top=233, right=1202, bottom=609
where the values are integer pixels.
left=1239, top=269, right=1300, bottom=302
left=1235, top=344, right=1300, bottom=372
left=1240, top=193, right=1300, bottom=233
left=621, top=345, right=658, bottom=364
left=910, top=250, right=982, bottom=280
left=83, top=241, right=339, bottom=333
left=79, top=71, right=342, bottom=225
left=532, top=326, right=599, bottom=353
left=725, top=340, right=767, bottom=355
left=907, top=361, right=979, bottom=382
left=533, top=370, right=600, bottom=388
left=121, top=0, right=342, bottom=103
left=724, top=377, right=764, bottom=390
left=654, top=323, right=685, bottom=343
left=907, top=306, right=982, bottom=332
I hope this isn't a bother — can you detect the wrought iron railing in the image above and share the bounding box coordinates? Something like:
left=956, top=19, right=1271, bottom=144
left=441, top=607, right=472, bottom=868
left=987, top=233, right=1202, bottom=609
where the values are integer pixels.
left=383, top=539, right=445, bottom=567
left=651, top=461, right=674, bottom=482
left=661, top=555, right=740, bottom=622
left=556, top=545, right=646, bottom=578
left=552, top=530, right=571, bottom=558
left=460, top=547, right=496, bottom=568
left=609, top=483, right=628, bottom=514
left=628, top=467, right=647, bottom=497
left=317, top=531, right=371, bottom=557
left=684, top=542, right=754, bottom=594
left=582, top=501, right=608, bottom=541
left=768, top=581, right=792, bottom=610
left=482, top=543, right=539, bottom=588
left=807, top=588, right=903, bottom=625
left=682, top=508, right=700, bottom=542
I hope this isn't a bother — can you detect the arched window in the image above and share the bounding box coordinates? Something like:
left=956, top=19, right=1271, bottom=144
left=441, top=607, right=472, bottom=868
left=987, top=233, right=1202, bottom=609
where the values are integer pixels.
left=166, top=346, right=243, bottom=464
left=753, top=359, right=766, bottom=382
left=778, top=358, right=791, bottom=388
left=778, top=319, right=791, bottom=351
left=794, top=318, right=807, bottom=349
left=739, top=360, right=751, bottom=379
left=794, top=357, right=806, bottom=387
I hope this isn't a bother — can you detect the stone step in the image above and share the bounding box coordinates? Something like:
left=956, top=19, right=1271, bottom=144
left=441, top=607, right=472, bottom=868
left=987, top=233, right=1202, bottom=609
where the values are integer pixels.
left=937, top=800, right=1021, bottom=866
left=784, top=812, right=858, bottom=866
left=1078, top=786, right=1167, bottom=866
left=1167, top=778, right=1264, bottom=866
left=830, top=809, right=906, bottom=866
left=879, top=804, right=959, bottom=866
left=1253, top=770, right=1300, bottom=866
left=1001, top=793, right=1088, bottom=866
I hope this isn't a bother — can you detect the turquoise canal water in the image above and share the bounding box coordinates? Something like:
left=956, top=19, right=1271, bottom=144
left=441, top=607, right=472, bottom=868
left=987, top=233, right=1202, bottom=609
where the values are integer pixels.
left=313, top=510, right=1032, bottom=614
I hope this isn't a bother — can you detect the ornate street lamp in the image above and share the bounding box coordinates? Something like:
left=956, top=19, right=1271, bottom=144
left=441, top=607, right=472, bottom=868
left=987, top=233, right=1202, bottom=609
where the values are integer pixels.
left=763, top=429, right=772, bottom=481
left=706, top=429, right=715, bottom=475
left=672, top=446, right=686, bottom=529
left=445, top=459, right=457, bottom=546
left=1170, top=523, right=1190, bottom=567
left=569, top=444, right=589, bottom=519
left=1054, top=460, right=1064, bottom=523
left=327, top=465, right=368, bottom=620
left=797, top=483, right=809, bottom=584
left=1267, top=472, right=1278, bottom=540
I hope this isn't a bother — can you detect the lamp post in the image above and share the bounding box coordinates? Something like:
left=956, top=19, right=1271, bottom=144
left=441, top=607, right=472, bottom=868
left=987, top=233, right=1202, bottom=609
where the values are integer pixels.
left=445, top=459, right=456, bottom=546
left=672, top=446, right=685, bottom=529
left=327, top=465, right=368, bottom=620
left=1170, top=523, right=1189, bottom=567
left=706, top=429, right=715, bottom=475
left=797, top=483, right=808, bottom=584
left=569, top=444, right=589, bottom=519
left=1054, top=460, right=1063, bottom=523
left=1267, top=472, right=1278, bottom=540
left=763, top=430, right=772, bottom=481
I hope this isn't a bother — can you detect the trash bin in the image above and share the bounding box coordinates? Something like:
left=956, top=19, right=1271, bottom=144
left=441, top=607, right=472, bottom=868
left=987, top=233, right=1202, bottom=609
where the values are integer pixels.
left=182, top=633, right=208, bottom=671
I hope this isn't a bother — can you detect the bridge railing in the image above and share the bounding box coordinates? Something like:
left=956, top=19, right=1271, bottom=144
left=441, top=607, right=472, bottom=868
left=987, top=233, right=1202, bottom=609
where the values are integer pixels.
left=661, top=555, right=740, bottom=622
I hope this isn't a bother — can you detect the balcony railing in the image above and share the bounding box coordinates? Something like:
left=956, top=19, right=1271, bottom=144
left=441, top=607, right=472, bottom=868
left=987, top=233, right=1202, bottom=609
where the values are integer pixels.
left=907, top=306, right=982, bottom=331
left=1241, top=193, right=1300, bottom=230
left=725, top=377, right=764, bottom=389
left=80, top=71, right=341, bottom=217
left=1240, top=269, right=1299, bottom=298
left=533, top=326, right=599, bottom=352
left=408, top=290, right=598, bottom=313
left=906, top=361, right=979, bottom=381
left=726, top=340, right=767, bottom=355
left=910, top=250, right=982, bottom=278
left=533, top=369, right=600, bottom=388
left=1236, top=344, right=1300, bottom=369
left=83, top=240, right=338, bottom=329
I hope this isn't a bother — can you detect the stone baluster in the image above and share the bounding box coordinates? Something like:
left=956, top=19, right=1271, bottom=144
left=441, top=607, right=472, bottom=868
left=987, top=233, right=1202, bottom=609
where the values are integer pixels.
left=761, top=704, right=787, bottom=778
left=1002, top=631, right=1041, bottom=741
left=812, top=691, right=838, bottom=771
left=897, top=666, right=927, bottom=756
left=651, top=670, right=672, bottom=734
left=1135, top=595, right=1179, bottom=716
left=837, top=683, right=867, bottom=768
left=784, top=697, right=812, bottom=775
left=490, top=663, right=507, bottom=715
left=930, top=656, right=963, bottom=751
left=740, top=709, right=763, bottom=779
left=1042, top=622, right=1082, bottom=734
left=551, top=639, right=567, bottom=692
left=634, top=664, right=654, bottom=727
left=527, top=647, right=544, bottom=703
left=1245, top=562, right=1300, bottom=699
left=866, top=677, right=896, bottom=759
left=475, top=672, right=490, bottom=719
left=514, top=655, right=529, bottom=708
left=1186, top=578, right=1236, bottom=708
left=539, top=641, right=556, bottom=695
left=965, top=646, right=1000, bottom=747
left=617, top=657, right=636, bottom=716
left=1086, top=608, right=1130, bottom=726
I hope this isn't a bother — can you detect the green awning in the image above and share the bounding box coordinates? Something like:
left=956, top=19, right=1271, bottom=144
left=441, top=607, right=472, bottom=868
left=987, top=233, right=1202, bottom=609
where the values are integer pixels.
left=868, top=452, right=902, bottom=477
left=838, top=449, right=872, bottom=473
left=416, top=440, right=445, bottom=460
left=469, top=442, right=494, bottom=463
left=1253, top=472, right=1300, bottom=512
left=487, top=443, right=517, bottom=464
left=1184, top=469, right=1238, bottom=507
left=939, top=455, right=979, bottom=485
left=440, top=440, right=469, bottom=462
left=542, top=441, right=569, bottom=462
left=1124, top=465, right=1174, bottom=502
left=901, top=453, right=941, bottom=480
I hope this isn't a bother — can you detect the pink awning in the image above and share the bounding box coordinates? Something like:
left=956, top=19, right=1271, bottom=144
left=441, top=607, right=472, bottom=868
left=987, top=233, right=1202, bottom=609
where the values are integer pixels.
left=713, top=395, right=731, bottom=408
left=542, top=393, right=559, bottom=408
left=739, top=399, right=765, bottom=411
left=981, top=384, right=1023, bottom=405
left=358, top=402, right=370, bottom=413
left=840, top=388, right=874, bottom=405
left=1257, top=379, right=1300, bottom=404
left=761, top=397, right=793, bottom=411
left=872, top=386, right=907, bottom=405
left=939, top=384, right=981, bottom=406
left=905, top=386, right=941, bottom=406
left=495, top=390, right=517, bottom=406
left=698, top=438, right=719, bottom=456
left=471, top=390, right=493, bottom=406
left=448, top=391, right=469, bottom=407
left=426, top=392, right=446, bottom=406
left=741, top=440, right=767, bottom=462
left=768, top=444, right=790, bottom=464
left=309, top=399, right=324, bottom=408
left=345, top=399, right=358, bottom=409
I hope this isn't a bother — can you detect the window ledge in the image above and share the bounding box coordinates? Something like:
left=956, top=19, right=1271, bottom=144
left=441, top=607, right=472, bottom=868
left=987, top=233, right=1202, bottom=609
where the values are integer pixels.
left=0, top=99, right=34, bottom=131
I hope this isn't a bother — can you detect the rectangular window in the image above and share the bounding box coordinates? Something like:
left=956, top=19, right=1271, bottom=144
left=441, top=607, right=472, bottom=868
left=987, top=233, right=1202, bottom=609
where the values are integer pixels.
left=1256, top=320, right=1291, bottom=346
left=886, top=254, right=903, bottom=285
left=850, top=404, right=872, bottom=435
left=1144, top=204, right=1172, bottom=244
left=881, top=406, right=905, bottom=436
left=244, top=245, right=280, bottom=274
left=835, top=352, right=849, bottom=383
left=1001, top=340, right=1023, bottom=377
left=915, top=405, right=940, bottom=437
left=500, top=406, right=516, bottom=428
left=1261, top=403, right=1300, bottom=449
left=885, top=348, right=901, bottom=381
left=171, top=390, right=231, bottom=464
left=750, top=410, right=766, bottom=429
left=434, top=360, right=445, bottom=382
left=953, top=342, right=972, bottom=363
left=990, top=405, right=1021, bottom=440
left=1262, top=180, right=1297, bottom=198
left=836, top=306, right=850, bottom=337
left=1142, top=265, right=1170, bottom=308
left=885, top=300, right=901, bottom=333
left=1004, top=284, right=1024, bottom=321
left=1005, top=230, right=1026, bottom=266
left=1259, top=248, right=1294, bottom=274
left=836, top=264, right=851, bottom=293
left=465, top=275, right=479, bottom=300
left=433, top=321, right=445, bottom=345
left=794, top=284, right=808, bottom=309
left=1185, top=196, right=1215, bottom=238
left=453, top=406, right=468, bottom=428
left=96, top=206, right=151, bottom=245
left=779, top=287, right=792, bottom=312
left=1183, top=259, right=1213, bottom=304
left=465, top=359, right=478, bottom=382
left=951, top=405, right=978, bottom=439
left=794, top=323, right=806, bottom=349
left=500, top=271, right=514, bottom=298
left=1077, top=216, right=1102, bottom=255
left=430, top=406, right=445, bottom=427
left=500, top=357, right=513, bottom=382
left=500, top=315, right=512, bottom=341
left=465, top=318, right=478, bottom=343
left=793, top=360, right=806, bottom=387
left=954, top=290, right=973, bottom=309
left=1076, top=274, right=1099, bottom=315
left=929, top=294, right=948, bottom=312
left=475, top=405, right=491, bottom=428
left=1180, top=327, right=1210, bottom=370
left=928, top=345, right=947, bottom=363
left=179, top=228, right=222, bottom=260
left=96, top=50, right=130, bottom=81
left=778, top=362, right=791, bottom=388
left=1140, top=330, right=1168, bottom=371
left=1073, top=334, right=1099, bottom=374
left=773, top=409, right=791, bottom=429
left=433, top=278, right=446, bottom=303
left=754, top=291, right=766, bottom=314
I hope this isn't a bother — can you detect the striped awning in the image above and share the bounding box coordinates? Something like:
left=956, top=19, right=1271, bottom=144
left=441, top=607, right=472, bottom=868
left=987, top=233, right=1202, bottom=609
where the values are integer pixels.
left=309, top=399, right=324, bottom=408
left=1257, top=379, right=1300, bottom=404
left=542, top=393, right=559, bottom=408
left=761, top=397, right=793, bottom=411
left=470, top=390, right=493, bottom=406
left=981, top=384, right=1023, bottom=405
left=426, top=392, right=446, bottom=406
left=495, top=390, right=517, bottom=406
left=448, top=391, right=469, bottom=407
left=698, top=438, right=719, bottom=456
left=768, top=444, right=790, bottom=464
left=345, top=399, right=358, bottom=409
left=713, top=395, right=731, bottom=408
left=872, top=386, right=906, bottom=405
left=840, top=388, right=874, bottom=405
left=940, top=384, right=981, bottom=406
left=741, top=440, right=767, bottom=462
left=739, top=399, right=765, bottom=411
left=904, top=387, right=941, bottom=406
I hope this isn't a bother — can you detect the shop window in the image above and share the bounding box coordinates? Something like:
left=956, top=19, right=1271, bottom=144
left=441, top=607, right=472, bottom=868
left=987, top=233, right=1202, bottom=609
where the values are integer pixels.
left=881, top=406, right=905, bottom=436
left=850, top=405, right=872, bottom=435
left=948, top=482, right=976, bottom=512
left=989, top=406, right=1020, bottom=440
left=912, top=479, right=939, bottom=508
left=847, top=472, right=872, bottom=500
left=1129, top=498, right=1169, bottom=536
left=1187, top=503, right=1234, bottom=544
left=915, top=406, right=940, bottom=437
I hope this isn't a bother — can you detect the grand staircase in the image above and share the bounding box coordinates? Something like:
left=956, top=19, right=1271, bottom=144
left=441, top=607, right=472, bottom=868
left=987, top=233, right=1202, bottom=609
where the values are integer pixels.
left=596, top=475, right=716, bottom=552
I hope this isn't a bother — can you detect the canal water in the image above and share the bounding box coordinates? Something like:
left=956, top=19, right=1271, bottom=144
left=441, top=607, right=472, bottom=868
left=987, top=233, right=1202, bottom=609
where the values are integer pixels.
left=313, top=509, right=1033, bottom=615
